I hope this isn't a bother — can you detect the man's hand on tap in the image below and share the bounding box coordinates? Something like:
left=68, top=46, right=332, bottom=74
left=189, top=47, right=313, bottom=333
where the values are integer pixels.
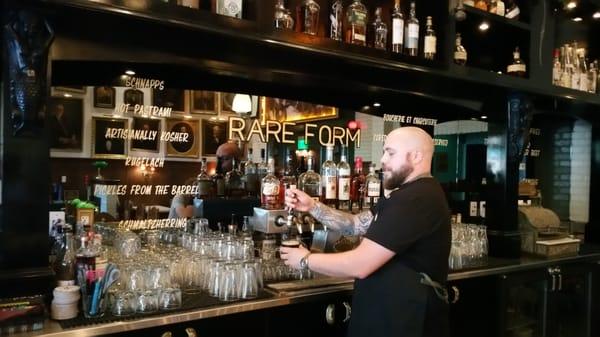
left=285, top=187, right=315, bottom=212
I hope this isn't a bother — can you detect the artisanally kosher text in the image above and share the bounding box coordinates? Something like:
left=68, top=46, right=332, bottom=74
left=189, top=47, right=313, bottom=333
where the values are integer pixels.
left=103, top=128, right=189, bottom=143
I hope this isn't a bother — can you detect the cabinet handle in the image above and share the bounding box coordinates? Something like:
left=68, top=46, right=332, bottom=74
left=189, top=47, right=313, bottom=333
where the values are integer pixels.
left=326, top=304, right=335, bottom=325
left=558, top=273, right=562, bottom=291
left=342, top=301, right=351, bottom=323
left=551, top=273, right=556, bottom=292
left=451, top=286, right=460, bottom=304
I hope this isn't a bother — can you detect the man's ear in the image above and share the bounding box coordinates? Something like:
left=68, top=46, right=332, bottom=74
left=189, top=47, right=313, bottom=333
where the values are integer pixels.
left=411, top=150, right=424, bottom=165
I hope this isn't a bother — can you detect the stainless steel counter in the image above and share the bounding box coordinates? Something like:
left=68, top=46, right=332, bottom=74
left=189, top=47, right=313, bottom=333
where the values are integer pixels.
left=11, top=247, right=600, bottom=337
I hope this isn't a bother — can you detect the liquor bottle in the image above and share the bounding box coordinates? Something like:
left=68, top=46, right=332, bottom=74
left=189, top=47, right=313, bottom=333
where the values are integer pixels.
left=261, top=158, right=281, bottom=209
left=561, top=45, right=573, bottom=88
left=296, top=0, right=320, bottom=36
left=405, top=1, right=419, bottom=57
left=212, top=157, right=226, bottom=198
left=243, top=148, right=259, bottom=197
left=590, top=60, right=598, bottom=93
left=350, top=156, right=366, bottom=211
left=507, top=47, right=526, bottom=77
left=496, top=0, right=505, bottom=15
left=505, top=0, right=519, bottom=19
left=257, top=148, right=268, bottom=182
left=475, top=0, right=488, bottom=11
left=372, top=7, right=388, bottom=50
left=299, top=154, right=321, bottom=201
left=296, top=155, right=307, bottom=178
left=423, top=16, right=436, bottom=60
left=365, top=163, right=381, bottom=207
left=226, top=158, right=245, bottom=197
left=552, top=48, right=561, bottom=86
left=56, top=232, right=76, bottom=286
left=197, top=158, right=215, bottom=199
left=275, top=0, right=295, bottom=30
left=337, top=147, right=351, bottom=211
left=345, top=0, right=368, bottom=46
left=321, top=146, right=338, bottom=207
left=571, top=43, right=581, bottom=90
left=280, top=151, right=298, bottom=203
left=391, top=0, right=404, bottom=54
left=213, top=0, right=243, bottom=18
left=330, top=0, right=344, bottom=41
left=453, top=33, right=467, bottom=65
left=579, top=52, right=589, bottom=92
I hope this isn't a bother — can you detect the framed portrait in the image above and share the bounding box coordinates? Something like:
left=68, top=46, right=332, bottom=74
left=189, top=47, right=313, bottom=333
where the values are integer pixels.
left=260, top=97, right=338, bottom=124
left=131, top=117, right=161, bottom=153
left=191, top=90, right=217, bottom=114
left=219, top=92, right=236, bottom=115
left=166, top=118, right=200, bottom=158
left=92, top=117, right=128, bottom=159
left=55, top=86, right=86, bottom=94
left=152, top=88, right=187, bottom=113
left=93, top=86, right=116, bottom=109
left=48, top=97, right=84, bottom=151
left=123, top=88, right=144, bottom=108
left=201, top=119, right=228, bottom=156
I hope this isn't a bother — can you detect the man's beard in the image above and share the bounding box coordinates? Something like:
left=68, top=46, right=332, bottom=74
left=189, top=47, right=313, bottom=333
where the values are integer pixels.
left=383, top=163, right=414, bottom=190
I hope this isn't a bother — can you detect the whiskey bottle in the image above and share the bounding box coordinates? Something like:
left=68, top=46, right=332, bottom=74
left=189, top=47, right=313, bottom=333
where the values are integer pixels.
left=261, top=158, right=281, bottom=209
left=257, top=148, right=268, bottom=182
left=56, top=232, right=76, bottom=286
left=507, top=47, right=526, bottom=77
left=197, top=157, right=215, bottom=199
left=225, top=158, right=245, bottom=198
left=372, top=7, right=388, bottom=50
left=365, top=163, right=381, bottom=207
left=337, top=147, right=351, bottom=210
left=350, top=156, right=366, bottom=211
left=423, top=16, right=436, bottom=60
left=391, top=0, right=404, bottom=54
left=330, top=0, right=344, bottom=41
left=280, top=151, right=298, bottom=203
left=405, top=1, right=419, bottom=57
left=345, top=0, right=368, bottom=46
left=275, top=0, right=295, bottom=30
left=552, top=48, right=561, bottom=86
left=321, top=146, right=338, bottom=207
left=474, top=0, right=488, bottom=11
left=299, top=154, right=321, bottom=202
left=453, top=33, right=467, bottom=65
left=212, top=157, right=226, bottom=198
left=243, top=148, right=259, bottom=197
left=297, top=0, right=320, bottom=36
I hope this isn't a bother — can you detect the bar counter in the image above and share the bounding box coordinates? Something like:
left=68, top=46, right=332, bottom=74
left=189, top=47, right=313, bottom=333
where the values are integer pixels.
left=11, top=246, right=600, bottom=337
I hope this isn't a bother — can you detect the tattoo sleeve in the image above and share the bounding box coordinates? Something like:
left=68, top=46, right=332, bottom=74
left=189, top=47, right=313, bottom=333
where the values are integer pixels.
left=308, top=202, right=373, bottom=235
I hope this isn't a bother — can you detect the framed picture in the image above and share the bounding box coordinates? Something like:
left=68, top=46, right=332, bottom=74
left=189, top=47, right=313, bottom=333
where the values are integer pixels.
left=92, top=117, right=128, bottom=159
left=219, top=92, right=236, bottom=115
left=152, top=88, right=187, bottom=113
left=131, top=117, right=161, bottom=152
left=191, top=90, right=217, bottom=114
left=123, top=88, right=144, bottom=108
left=48, top=97, right=83, bottom=151
left=93, top=86, right=116, bottom=109
left=260, top=97, right=338, bottom=124
left=55, top=86, right=86, bottom=94
left=166, top=118, right=200, bottom=158
left=202, top=119, right=228, bottom=156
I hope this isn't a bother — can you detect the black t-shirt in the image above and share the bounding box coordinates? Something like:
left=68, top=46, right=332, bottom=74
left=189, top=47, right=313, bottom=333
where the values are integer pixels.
left=348, top=177, right=451, bottom=337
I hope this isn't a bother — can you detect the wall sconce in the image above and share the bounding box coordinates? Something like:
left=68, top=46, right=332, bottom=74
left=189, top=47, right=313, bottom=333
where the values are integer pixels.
left=232, top=94, right=252, bottom=114
left=140, top=164, right=156, bottom=178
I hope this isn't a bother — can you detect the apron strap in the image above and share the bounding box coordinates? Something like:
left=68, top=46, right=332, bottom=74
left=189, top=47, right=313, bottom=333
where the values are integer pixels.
left=419, top=272, right=449, bottom=304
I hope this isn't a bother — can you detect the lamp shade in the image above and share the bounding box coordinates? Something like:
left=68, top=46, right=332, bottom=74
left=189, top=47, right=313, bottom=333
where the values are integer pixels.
left=232, top=94, right=252, bottom=113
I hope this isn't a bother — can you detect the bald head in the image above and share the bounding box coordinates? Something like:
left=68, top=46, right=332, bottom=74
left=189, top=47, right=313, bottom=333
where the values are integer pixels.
left=381, top=127, right=434, bottom=188
left=216, top=141, right=241, bottom=172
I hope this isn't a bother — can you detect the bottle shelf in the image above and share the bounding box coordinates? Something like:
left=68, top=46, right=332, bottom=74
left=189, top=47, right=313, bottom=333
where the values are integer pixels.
left=462, top=6, right=531, bottom=32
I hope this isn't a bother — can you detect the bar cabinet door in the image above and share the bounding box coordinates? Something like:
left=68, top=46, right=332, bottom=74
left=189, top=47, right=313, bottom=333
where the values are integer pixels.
left=498, top=270, right=548, bottom=337
left=546, top=263, right=593, bottom=337
left=592, top=260, right=600, bottom=337
left=448, top=277, right=500, bottom=337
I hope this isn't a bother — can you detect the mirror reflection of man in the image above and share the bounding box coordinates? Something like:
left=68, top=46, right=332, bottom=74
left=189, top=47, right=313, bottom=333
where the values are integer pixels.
left=204, top=123, right=225, bottom=155
left=49, top=103, right=78, bottom=148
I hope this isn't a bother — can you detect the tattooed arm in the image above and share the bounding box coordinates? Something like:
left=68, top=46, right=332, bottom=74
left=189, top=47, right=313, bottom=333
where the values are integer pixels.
left=308, top=201, right=373, bottom=236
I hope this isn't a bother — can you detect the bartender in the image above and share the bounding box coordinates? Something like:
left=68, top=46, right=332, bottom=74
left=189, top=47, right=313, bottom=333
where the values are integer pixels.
left=168, top=141, right=241, bottom=219
left=281, top=127, right=451, bottom=337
